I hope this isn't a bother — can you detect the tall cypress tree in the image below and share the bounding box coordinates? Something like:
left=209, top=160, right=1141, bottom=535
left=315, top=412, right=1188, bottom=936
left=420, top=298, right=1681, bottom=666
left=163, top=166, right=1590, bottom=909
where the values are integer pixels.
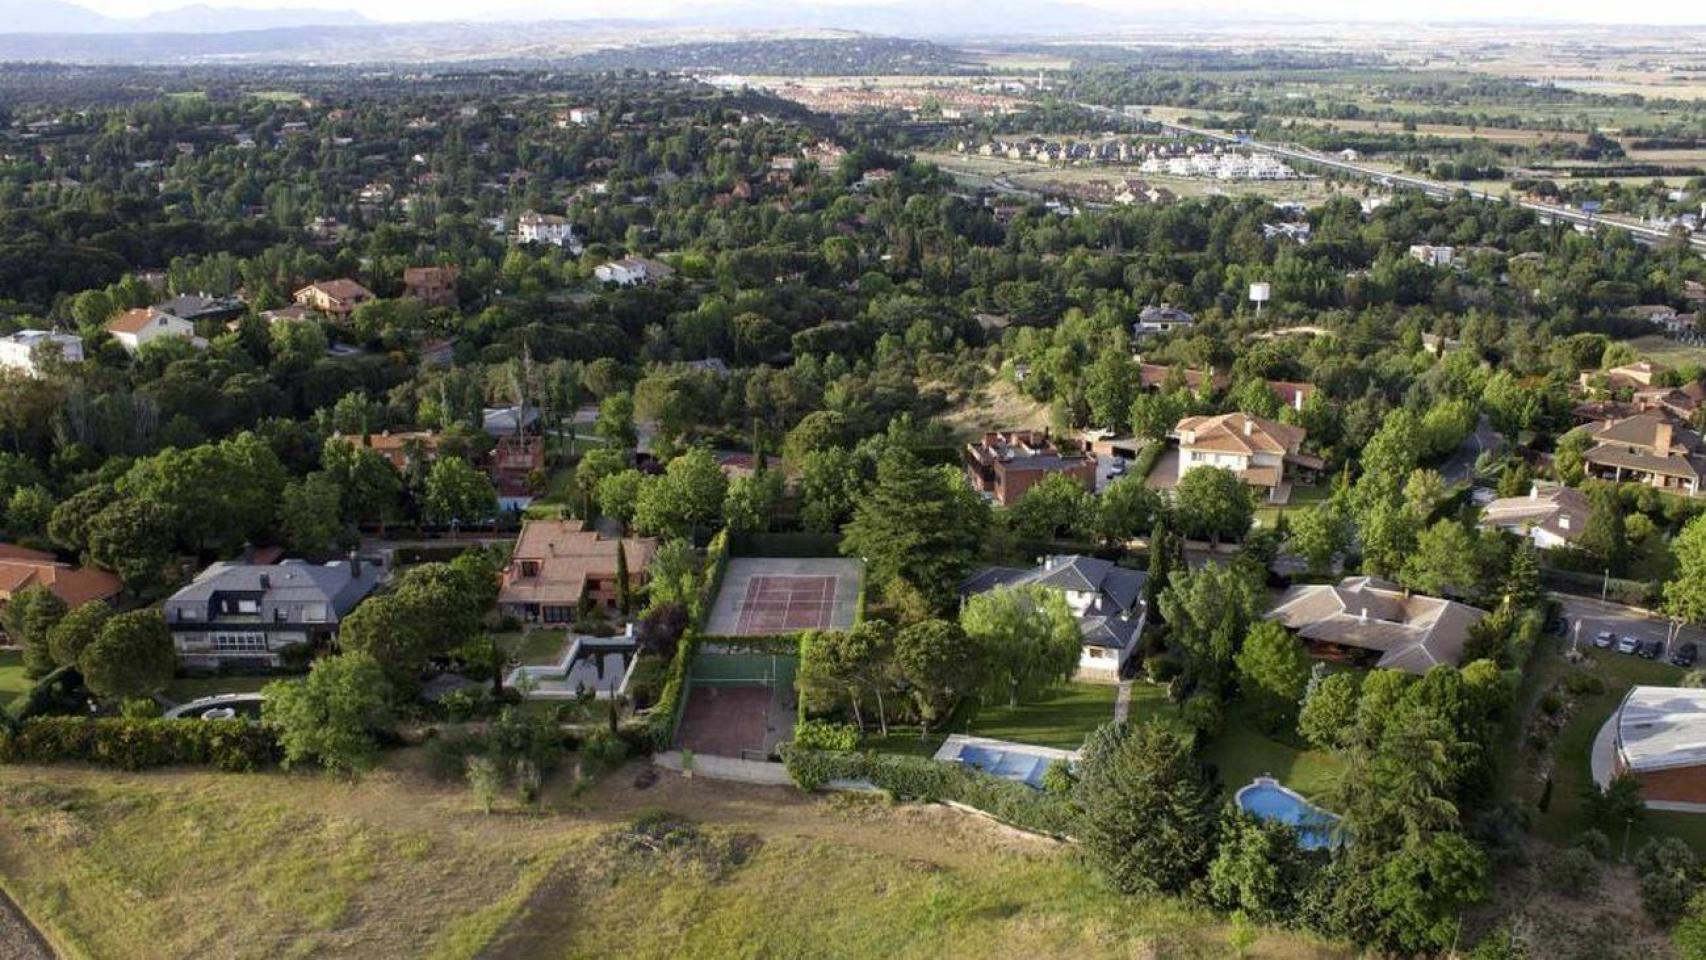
left=615, top=541, right=633, bottom=616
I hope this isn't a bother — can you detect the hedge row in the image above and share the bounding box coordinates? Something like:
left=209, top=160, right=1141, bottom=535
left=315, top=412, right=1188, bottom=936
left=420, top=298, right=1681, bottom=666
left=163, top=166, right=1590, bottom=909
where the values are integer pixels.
left=782, top=747, right=1080, bottom=838
left=643, top=630, right=701, bottom=751
left=0, top=717, right=281, bottom=772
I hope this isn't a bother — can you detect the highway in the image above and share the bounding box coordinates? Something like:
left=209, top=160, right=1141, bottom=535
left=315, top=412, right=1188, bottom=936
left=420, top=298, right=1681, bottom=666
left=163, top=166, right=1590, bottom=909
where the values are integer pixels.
left=1073, top=102, right=1706, bottom=257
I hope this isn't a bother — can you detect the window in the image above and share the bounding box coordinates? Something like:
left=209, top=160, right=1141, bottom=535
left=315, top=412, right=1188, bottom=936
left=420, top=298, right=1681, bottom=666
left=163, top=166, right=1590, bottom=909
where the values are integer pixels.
left=211, top=632, right=267, bottom=652
left=235, top=599, right=259, bottom=615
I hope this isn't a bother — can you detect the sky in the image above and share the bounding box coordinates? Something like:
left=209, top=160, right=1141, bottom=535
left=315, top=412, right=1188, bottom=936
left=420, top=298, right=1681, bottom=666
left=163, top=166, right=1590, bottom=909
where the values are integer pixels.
left=63, top=0, right=1706, bottom=25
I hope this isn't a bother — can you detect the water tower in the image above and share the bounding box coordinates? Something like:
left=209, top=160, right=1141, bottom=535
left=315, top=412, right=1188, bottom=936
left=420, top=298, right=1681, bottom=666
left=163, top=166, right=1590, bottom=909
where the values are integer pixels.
left=1249, top=281, right=1271, bottom=319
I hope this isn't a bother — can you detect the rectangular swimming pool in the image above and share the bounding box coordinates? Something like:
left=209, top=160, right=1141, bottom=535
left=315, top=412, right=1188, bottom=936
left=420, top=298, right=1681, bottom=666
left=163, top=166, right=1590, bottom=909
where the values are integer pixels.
left=933, top=735, right=1078, bottom=790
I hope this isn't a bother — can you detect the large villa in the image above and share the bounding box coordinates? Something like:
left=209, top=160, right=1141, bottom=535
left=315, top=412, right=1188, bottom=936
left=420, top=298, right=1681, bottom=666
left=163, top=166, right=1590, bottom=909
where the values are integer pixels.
left=961, top=555, right=1148, bottom=680
left=1265, top=576, right=1487, bottom=674
left=1171, top=412, right=1322, bottom=504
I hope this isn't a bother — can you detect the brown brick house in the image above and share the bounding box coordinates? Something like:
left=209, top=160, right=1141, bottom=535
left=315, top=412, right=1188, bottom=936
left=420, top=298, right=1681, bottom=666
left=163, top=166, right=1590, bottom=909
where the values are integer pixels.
left=964, top=430, right=1096, bottom=506
left=1611, top=686, right=1706, bottom=807
left=402, top=266, right=460, bottom=309
left=497, top=519, right=657, bottom=622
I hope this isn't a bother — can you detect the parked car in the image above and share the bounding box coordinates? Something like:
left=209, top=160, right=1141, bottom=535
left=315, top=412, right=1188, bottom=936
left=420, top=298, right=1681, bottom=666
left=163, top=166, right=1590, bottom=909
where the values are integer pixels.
left=1616, top=635, right=1641, bottom=655
left=1639, top=640, right=1663, bottom=660
left=1547, top=615, right=1568, bottom=637
left=1673, top=643, right=1699, bottom=668
left=1594, top=631, right=1616, bottom=649
left=1109, top=459, right=1127, bottom=476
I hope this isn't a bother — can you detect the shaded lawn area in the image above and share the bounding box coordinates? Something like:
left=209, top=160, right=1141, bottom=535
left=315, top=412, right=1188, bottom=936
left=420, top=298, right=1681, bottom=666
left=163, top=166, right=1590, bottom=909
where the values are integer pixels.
left=1523, top=646, right=1706, bottom=854
left=864, top=681, right=1120, bottom=755
left=494, top=630, right=571, bottom=666
left=0, top=649, right=29, bottom=708
left=1255, top=482, right=1330, bottom=530
left=1204, top=699, right=1342, bottom=803
left=163, top=674, right=274, bottom=705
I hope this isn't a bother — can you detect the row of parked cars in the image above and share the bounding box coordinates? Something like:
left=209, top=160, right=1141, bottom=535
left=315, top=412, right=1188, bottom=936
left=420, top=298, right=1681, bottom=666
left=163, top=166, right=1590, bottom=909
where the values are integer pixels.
left=1593, top=629, right=1699, bottom=667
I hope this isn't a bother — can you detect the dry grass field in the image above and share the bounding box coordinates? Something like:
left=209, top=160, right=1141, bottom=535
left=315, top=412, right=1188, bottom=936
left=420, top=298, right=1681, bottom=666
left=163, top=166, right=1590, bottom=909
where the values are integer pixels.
left=0, top=755, right=1356, bottom=960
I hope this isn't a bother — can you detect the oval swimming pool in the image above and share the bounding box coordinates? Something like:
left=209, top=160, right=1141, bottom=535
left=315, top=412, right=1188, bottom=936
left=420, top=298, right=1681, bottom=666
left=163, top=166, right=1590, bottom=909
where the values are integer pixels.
left=1234, top=777, right=1341, bottom=850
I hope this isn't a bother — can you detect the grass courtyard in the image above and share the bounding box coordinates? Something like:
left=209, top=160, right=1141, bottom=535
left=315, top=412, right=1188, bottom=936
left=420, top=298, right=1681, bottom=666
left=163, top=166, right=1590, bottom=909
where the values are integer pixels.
left=864, top=681, right=1119, bottom=756
left=494, top=630, right=572, bottom=666
left=0, top=758, right=1352, bottom=959
left=0, top=649, right=28, bottom=710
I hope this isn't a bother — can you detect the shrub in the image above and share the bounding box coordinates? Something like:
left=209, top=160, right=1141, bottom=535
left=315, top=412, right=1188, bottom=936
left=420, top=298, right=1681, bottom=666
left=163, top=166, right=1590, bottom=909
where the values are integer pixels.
left=1636, top=837, right=1699, bottom=924
left=1574, top=828, right=1611, bottom=861
left=1145, top=655, right=1182, bottom=685
left=794, top=719, right=860, bottom=751
left=582, top=726, right=629, bottom=771
left=1564, top=672, right=1606, bottom=697
left=120, top=697, right=160, bottom=719
left=1539, top=692, right=1564, bottom=716
left=0, top=717, right=279, bottom=772
left=1041, top=758, right=1076, bottom=796
left=781, top=747, right=1079, bottom=837
left=1544, top=847, right=1600, bottom=897
left=1182, top=693, right=1225, bottom=739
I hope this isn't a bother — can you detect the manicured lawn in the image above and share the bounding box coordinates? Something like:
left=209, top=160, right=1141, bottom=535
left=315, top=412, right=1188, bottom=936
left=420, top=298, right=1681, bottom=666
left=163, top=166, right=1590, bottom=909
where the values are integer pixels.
left=865, top=681, right=1120, bottom=755
left=163, top=674, right=274, bottom=705
left=1204, top=700, right=1343, bottom=802
left=1255, top=483, right=1330, bottom=530
left=958, top=682, right=1119, bottom=749
left=0, top=649, right=29, bottom=708
left=494, top=630, right=571, bottom=666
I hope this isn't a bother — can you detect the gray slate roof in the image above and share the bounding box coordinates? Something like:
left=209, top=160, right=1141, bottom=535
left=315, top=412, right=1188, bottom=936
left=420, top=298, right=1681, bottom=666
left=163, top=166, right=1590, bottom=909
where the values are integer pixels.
left=166, top=558, right=385, bottom=626
left=961, top=555, right=1147, bottom=652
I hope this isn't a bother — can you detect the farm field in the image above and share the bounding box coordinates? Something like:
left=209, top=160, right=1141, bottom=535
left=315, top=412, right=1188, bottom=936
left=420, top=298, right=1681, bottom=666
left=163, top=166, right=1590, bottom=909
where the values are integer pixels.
left=0, top=759, right=1352, bottom=960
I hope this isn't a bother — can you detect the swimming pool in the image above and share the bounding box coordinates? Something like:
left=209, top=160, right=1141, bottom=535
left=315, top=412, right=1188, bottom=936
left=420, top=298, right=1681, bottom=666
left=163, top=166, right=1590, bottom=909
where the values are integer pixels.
left=932, top=735, right=1077, bottom=790
left=1234, top=777, right=1341, bottom=850
left=957, top=745, right=1052, bottom=787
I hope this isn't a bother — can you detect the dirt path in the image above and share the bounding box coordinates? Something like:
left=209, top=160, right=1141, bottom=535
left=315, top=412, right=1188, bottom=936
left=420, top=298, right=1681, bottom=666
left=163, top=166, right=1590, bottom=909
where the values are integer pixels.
left=0, top=886, right=52, bottom=960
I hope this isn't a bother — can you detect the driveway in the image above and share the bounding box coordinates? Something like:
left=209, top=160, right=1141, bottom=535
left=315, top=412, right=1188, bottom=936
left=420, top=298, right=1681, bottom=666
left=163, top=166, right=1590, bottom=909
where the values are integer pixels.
left=1144, top=447, right=1180, bottom=492
left=1440, top=415, right=1503, bottom=486
left=1554, top=594, right=1706, bottom=662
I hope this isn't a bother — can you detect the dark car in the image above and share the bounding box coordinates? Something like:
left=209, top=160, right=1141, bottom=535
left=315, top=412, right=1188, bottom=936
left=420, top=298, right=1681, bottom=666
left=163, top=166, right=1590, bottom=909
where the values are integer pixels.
left=1673, top=643, right=1699, bottom=668
left=1639, top=640, right=1663, bottom=660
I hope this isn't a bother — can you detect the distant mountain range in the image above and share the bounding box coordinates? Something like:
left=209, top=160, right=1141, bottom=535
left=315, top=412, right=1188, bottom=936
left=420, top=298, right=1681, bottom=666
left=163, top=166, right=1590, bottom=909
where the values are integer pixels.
left=8, top=0, right=373, bottom=35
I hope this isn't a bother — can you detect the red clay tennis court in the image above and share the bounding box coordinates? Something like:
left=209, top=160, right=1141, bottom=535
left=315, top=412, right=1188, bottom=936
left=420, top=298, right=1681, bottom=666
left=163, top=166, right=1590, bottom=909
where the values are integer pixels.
left=673, top=684, right=771, bottom=759
left=734, top=575, right=836, bottom=634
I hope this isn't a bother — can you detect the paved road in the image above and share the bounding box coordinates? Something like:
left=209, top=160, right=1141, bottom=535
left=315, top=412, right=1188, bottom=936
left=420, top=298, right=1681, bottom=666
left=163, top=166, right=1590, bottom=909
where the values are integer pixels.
left=0, top=887, right=52, bottom=960
left=1071, top=102, right=1706, bottom=257
left=1554, top=594, right=1705, bottom=663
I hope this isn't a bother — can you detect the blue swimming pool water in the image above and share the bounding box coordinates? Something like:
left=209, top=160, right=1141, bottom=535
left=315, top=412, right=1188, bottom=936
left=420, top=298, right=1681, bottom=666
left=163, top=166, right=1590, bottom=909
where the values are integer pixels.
left=1236, top=782, right=1341, bottom=850
left=957, top=744, right=1053, bottom=788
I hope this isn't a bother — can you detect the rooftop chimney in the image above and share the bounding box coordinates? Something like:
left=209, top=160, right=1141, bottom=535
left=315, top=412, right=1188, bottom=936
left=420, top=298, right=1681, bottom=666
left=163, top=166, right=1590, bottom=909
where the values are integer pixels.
left=258, top=573, right=271, bottom=590
left=1656, top=421, right=1674, bottom=453
left=1530, top=483, right=1540, bottom=501
left=349, top=552, right=362, bottom=578
left=1243, top=417, right=1254, bottom=437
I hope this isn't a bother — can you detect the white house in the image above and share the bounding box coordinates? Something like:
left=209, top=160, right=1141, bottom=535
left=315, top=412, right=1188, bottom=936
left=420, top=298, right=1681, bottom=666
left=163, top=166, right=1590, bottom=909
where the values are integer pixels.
left=1409, top=244, right=1456, bottom=267
left=0, top=329, right=83, bottom=376
left=1478, top=482, right=1590, bottom=550
left=1173, top=411, right=1321, bottom=504
left=568, top=107, right=600, bottom=126
left=104, top=307, right=201, bottom=355
left=960, top=555, right=1147, bottom=680
left=595, top=256, right=675, bottom=287
left=516, top=212, right=576, bottom=248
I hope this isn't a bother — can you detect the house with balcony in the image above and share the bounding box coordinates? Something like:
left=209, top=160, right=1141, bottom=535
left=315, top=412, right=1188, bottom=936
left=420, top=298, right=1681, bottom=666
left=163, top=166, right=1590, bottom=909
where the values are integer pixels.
left=1581, top=413, right=1706, bottom=496
left=963, top=430, right=1097, bottom=506
left=165, top=556, right=387, bottom=669
left=961, top=555, right=1148, bottom=680
left=1172, top=412, right=1321, bottom=504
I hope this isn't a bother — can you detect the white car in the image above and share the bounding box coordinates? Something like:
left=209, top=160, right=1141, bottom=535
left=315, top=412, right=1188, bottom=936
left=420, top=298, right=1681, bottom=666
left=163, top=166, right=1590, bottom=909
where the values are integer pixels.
left=1593, top=631, right=1615, bottom=649
left=1616, top=635, right=1641, bottom=655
